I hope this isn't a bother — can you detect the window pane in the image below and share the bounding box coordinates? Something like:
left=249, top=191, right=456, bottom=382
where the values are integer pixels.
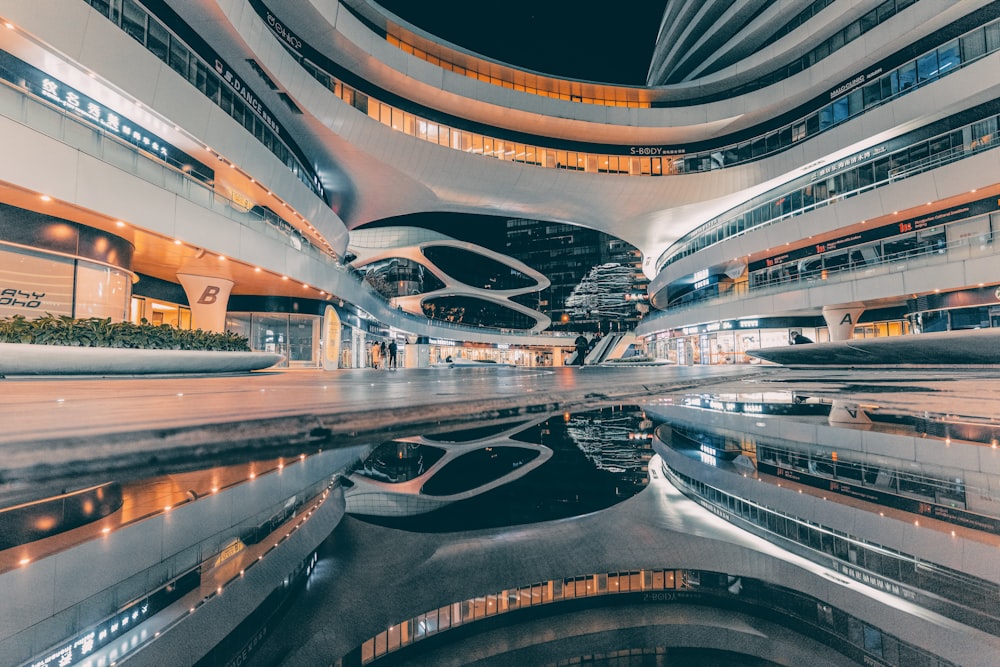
left=916, top=51, right=938, bottom=82
left=937, top=40, right=961, bottom=74
left=898, top=61, right=917, bottom=90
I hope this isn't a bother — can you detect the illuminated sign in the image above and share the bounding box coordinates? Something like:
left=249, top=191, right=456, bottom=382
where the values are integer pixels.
left=213, top=538, right=246, bottom=567
left=629, top=146, right=685, bottom=156
left=29, top=598, right=151, bottom=667
left=812, top=145, right=886, bottom=179
left=265, top=10, right=304, bottom=51
left=828, top=67, right=883, bottom=100
left=213, top=59, right=281, bottom=136
left=40, top=78, right=169, bottom=159
left=230, top=189, right=254, bottom=212
left=428, top=338, right=456, bottom=347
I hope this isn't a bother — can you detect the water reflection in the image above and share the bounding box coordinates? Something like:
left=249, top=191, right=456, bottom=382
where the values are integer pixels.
left=648, top=390, right=1000, bottom=537
left=346, top=405, right=658, bottom=531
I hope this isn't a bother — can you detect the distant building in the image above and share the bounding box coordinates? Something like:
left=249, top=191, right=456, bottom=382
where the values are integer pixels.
left=505, top=219, right=647, bottom=332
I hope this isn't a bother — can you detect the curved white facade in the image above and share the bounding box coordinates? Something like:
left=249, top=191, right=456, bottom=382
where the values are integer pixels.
left=3, top=0, right=1000, bottom=664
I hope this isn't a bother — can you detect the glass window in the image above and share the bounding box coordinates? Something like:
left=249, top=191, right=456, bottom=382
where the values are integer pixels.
left=898, top=61, right=917, bottom=90
left=832, top=97, right=850, bottom=123
left=766, top=132, right=779, bottom=153
left=168, top=38, right=190, bottom=79
left=121, top=0, right=147, bottom=42
left=962, top=29, right=987, bottom=62
left=859, top=10, right=877, bottom=33
left=147, top=20, right=169, bottom=61
left=844, top=19, right=861, bottom=43
left=847, top=88, right=863, bottom=116
left=876, top=0, right=895, bottom=22
left=829, top=29, right=845, bottom=52
left=937, top=40, right=961, bottom=74
left=863, top=82, right=881, bottom=108
left=806, top=113, right=819, bottom=136
left=819, top=105, right=835, bottom=130
left=882, top=71, right=898, bottom=98
left=987, top=22, right=1000, bottom=52
left=916, top=51, right=938, bottom=82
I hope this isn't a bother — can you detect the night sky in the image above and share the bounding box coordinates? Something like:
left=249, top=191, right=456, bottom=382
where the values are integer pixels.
left=375, top=1, right=667, bottom=85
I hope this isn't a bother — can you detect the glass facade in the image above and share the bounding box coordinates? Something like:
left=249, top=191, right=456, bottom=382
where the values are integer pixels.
left=0, top=244, right=131, bottom=321
left=226, top=312, right=321, bottom=368
left=659, top=106, right=1000, bottom=271
left=84, top=0, right=325, bottom=200
left=264, top=0, right=1000, bottom=185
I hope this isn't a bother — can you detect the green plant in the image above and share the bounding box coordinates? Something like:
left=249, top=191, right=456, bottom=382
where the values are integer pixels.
left=0, top=315, right=250, bottom=351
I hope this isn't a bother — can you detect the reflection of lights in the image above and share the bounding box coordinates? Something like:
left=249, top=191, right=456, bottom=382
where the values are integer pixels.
left=34, top=516, right=57, bottom=531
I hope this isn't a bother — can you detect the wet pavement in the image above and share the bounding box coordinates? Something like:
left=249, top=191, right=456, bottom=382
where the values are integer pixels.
left=6, top=363, right=1000, bottom=666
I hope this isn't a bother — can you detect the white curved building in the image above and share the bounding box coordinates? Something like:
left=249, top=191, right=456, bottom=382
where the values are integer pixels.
left=3, top=0, right=1000, bottom=665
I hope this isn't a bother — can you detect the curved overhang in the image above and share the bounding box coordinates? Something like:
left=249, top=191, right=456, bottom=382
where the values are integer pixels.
left=349, top=232, right=551, bottom=331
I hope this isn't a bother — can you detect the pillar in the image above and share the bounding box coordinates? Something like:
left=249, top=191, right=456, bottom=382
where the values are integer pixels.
left=822, top=303, right=866, bottom=342
left=322, top=305, right=342, bottom=371
left=828, top=400, right=872, bottom=426
left=177, top=273, right=234, bottom=333
left=551, top=347, right=565, bottom=367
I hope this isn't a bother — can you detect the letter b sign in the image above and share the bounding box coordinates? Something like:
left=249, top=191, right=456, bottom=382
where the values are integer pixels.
left=198, top=285, right=221, bottom=304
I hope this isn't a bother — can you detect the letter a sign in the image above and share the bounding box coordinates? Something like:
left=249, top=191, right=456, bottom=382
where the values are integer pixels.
left=839, top=313, right=854, bottom=325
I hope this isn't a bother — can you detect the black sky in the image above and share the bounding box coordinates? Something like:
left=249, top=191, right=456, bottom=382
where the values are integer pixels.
left=375, top=1, right=667, bottom=85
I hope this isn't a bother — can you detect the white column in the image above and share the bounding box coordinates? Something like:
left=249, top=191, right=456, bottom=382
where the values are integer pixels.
left=322, top=305, right=342, bottom=370
left=828, top=400, right=872, bottom=426
left=822, top=303, right=866, bottom=342
left=176, top=273, right=234, bottom=333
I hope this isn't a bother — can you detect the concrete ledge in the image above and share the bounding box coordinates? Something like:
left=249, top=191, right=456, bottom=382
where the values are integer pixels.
left=0, top=343, right=283, bottom=375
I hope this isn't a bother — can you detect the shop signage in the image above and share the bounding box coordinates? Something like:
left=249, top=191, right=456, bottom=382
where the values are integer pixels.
left=0, top=249, right=74, bottom=317
left=629, top=146, right=685, bottom=156
left=213, top=59, right=281, bottom=136
left=812, top=143, right=886, bottom=179
left=758, top=461, right=999, bottom=536
left=828, top=66, right=884, bottom=100
left=750, top=195, right=1000, bottom=273
left=40, top=77, right=169, bottom=158
left=428, top=338, right=455, bottom=346
left=230, top=189, right=254, bottom=212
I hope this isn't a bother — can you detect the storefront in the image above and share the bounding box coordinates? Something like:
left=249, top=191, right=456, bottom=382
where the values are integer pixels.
left=1, top=206, right=134, bottom=321
left=423, top=338, right=548, bottom=366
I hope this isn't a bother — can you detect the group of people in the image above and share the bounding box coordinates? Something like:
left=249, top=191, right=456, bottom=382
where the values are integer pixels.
left=573, top=333, right=602, bottom=366
left=371, top=339, right=399, bottom=369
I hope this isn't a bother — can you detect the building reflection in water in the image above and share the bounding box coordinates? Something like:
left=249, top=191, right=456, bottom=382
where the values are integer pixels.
left=346, top=405, right=658, bottom=531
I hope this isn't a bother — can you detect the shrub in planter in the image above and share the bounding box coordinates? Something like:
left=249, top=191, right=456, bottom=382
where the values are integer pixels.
left=0, top=314, right=250, bottom=351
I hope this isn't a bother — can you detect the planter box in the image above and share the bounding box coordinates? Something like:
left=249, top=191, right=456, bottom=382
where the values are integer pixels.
left=0, top=343, right=283, bottom=375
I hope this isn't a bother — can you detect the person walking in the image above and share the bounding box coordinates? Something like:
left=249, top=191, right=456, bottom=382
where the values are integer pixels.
left=370, top=341, right=381, bottom=369
left=388, top=339, right=398, bottom=369
left=379, top=341, right=388, bottom=370
left=574, top=334, right=589, bottom=366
